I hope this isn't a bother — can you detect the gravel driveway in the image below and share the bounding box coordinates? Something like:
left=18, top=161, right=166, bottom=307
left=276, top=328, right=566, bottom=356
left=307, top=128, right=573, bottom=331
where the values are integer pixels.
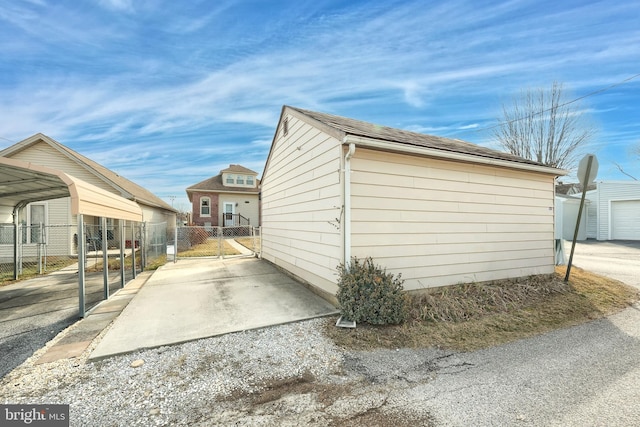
left=2, top=240, right=640, bottom=426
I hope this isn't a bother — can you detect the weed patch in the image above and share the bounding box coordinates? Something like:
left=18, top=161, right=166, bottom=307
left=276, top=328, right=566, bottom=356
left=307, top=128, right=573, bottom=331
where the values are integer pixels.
left=326, top=266, right=639, bottom=352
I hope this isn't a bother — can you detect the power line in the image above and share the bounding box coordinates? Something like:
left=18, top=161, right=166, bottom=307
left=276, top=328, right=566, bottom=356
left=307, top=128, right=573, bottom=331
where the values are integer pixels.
left=0, top=136, right=16, bottom=144
left=452, top=72, right=640, bottom=137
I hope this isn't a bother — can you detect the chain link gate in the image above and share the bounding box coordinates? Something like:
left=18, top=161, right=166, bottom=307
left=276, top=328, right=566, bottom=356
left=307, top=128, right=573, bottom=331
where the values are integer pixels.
left=175, top=226, right=260, bottom=259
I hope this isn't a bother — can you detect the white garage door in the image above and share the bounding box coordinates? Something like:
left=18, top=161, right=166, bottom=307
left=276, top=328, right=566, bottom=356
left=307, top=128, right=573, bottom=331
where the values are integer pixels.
left=611, top=200, right=640, bottom=240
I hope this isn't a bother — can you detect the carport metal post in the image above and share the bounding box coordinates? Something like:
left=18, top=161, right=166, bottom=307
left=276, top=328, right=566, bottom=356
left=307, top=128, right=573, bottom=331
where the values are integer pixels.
left=102, top=217, right=109, bottom=300
left=119, top=220, right=125, bottom=288
left=12, top=221, right=18, bottom=280
left=77, top=215, right=86, bottom=318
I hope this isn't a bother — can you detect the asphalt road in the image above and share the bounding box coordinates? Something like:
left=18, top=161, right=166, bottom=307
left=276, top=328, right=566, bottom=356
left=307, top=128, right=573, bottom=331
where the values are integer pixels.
left=569, top=240, right=640, bottom=287
left=0, top=270, right=123, bottom=378
left=348, top=239, right=640, bottom=426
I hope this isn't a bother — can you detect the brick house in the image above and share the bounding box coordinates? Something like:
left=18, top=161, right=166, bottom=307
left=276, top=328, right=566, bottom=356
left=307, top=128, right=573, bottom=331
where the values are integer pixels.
left=186, top=165, right=260, bottom=227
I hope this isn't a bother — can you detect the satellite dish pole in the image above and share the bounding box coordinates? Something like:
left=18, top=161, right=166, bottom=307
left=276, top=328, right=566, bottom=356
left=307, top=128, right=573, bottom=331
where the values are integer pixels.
left=564, top=154, right=598, bottom=282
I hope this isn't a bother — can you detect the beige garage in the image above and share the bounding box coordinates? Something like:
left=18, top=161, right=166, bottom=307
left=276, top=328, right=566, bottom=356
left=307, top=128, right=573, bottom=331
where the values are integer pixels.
left=260, top=106, right=565, bottom=301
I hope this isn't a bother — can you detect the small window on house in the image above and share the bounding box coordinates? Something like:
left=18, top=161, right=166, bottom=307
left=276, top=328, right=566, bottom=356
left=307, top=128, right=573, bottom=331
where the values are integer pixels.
left=24, top=203, right=47, bottom=244
left=236, top=175, right=245, bottom=185
left=200, top=197, right=211, bottom=216
left=246, top=176, right=254, bottom=186
left=226, top=174, right=234, bottom=184
left=282, top=117, right=289, bottom=137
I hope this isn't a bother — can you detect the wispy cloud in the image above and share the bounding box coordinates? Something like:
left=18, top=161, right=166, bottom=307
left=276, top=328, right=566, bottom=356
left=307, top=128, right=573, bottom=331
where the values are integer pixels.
left=1, top=0, right=639, bottom=206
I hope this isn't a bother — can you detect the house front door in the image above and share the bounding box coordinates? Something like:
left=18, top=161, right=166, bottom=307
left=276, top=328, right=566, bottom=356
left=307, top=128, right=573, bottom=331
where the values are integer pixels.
left=223, top=202, right=235, bottom=226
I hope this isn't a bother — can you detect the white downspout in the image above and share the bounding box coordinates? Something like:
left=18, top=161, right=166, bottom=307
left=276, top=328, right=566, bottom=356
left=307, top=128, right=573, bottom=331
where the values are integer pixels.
left=344, top=142, right=356, bottom=266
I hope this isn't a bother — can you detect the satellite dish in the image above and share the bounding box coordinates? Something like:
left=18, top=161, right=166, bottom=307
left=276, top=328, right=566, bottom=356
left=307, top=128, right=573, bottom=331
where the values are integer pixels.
left=577, top=154, right=598, bottom=186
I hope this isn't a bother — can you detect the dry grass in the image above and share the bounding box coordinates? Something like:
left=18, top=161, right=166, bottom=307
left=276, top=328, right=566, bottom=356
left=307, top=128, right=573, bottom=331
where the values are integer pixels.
left=235, top=237, right=260, bottom=252
left=0, top=257, right=78, bottom=286
left=325, top=266, right=639, bottom=352
left=178, top=240, right=240, bottom=257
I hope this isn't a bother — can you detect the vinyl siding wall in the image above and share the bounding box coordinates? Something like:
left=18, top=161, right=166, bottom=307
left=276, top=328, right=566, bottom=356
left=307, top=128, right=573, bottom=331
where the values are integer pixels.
left=10, top=142, right=118, bottom=192
left=261, top=116, right=343, bottom=296
left=350, top=149, right=556, bottom=291
left=586, top=181, right=640, bottom=240
left=0, top=198, right=73, bottom=260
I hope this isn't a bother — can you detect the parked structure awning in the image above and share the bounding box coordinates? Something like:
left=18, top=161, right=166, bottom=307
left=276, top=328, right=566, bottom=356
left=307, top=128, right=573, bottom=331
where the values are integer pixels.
left=0, top=157, right=143, bottom=222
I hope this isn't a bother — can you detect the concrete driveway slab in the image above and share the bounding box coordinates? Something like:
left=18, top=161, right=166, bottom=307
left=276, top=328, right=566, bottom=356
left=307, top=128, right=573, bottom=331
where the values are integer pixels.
left=89, top=257, right=338, bottom=360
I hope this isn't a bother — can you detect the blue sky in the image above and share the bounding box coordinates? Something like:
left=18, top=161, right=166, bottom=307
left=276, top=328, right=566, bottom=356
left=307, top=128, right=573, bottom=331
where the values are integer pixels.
left=1, top=0, right=639, bottom=211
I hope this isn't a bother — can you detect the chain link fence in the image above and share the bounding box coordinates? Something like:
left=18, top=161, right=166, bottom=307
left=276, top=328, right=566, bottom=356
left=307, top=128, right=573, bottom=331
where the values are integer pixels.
left=174, top=226, right=260, bottom=259
left=1, top=222, right=168, bottom=287
left=1, top=223, right=78, bottom=284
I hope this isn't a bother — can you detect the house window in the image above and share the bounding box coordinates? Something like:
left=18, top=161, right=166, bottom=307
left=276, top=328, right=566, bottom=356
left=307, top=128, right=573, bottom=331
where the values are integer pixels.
left=200, top=197, right=211, bottom=216
left=247, top=176, right=254, bottom=186
left=25, top=203, right=47, bottom=244
left=226, top=174, right=234, bottom=184
left=236, top=175, right=245, bottom=185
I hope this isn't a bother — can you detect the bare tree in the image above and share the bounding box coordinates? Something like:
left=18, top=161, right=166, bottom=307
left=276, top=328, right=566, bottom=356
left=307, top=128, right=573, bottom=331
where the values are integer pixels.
left=614, top=141, right=640, bottom=180
left=492, top=81, right=596, bottom=171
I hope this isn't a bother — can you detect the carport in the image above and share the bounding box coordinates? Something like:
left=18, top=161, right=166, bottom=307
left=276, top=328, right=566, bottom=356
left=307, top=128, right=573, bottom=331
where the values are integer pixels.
left=0, top=157, right=143, bottom=317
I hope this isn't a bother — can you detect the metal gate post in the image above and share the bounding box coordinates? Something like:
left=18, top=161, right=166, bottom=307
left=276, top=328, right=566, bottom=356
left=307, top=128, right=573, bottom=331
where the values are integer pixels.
left=218, top=226, right=223, bottom=259
left=131, top=222, right=137, bottom=279
left=119, top=220, right=125, bottom=288
left=174, top=225, right=178, bottom=263
left=78, top=215, right=86, bottom=318
left=141, top=222, right=147, bottom=269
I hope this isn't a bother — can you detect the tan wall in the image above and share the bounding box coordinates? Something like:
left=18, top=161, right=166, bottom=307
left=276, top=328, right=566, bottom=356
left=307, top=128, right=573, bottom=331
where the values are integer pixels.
left=261, top=114, right=344, bottom=296
left=216, top=193, right=260, bottom=226
left=141, top=204, right=176, bottom=225
left=350, top=149, right=556, bottom=291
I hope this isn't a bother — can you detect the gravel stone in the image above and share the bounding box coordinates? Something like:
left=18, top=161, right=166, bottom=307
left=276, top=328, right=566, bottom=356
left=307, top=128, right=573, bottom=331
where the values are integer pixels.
left=1, top=318, right=347, bottom=426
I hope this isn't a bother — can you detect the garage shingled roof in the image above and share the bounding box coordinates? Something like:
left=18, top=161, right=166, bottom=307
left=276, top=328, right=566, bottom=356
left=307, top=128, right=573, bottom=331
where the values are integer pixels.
left=286, top=106, right=553, bottom=168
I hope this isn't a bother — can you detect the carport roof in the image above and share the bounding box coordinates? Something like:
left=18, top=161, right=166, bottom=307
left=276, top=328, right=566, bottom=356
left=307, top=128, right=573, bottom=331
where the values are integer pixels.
left=0, top=157, right=143, bottom=221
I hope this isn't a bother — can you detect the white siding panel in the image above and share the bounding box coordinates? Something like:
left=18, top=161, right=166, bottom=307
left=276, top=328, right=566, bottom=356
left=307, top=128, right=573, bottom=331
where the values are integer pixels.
left=350, top=149, right=556, bottom=291
left=261, top=116, right=343, bottom=295
left=46, top=198, right=73, bottom=255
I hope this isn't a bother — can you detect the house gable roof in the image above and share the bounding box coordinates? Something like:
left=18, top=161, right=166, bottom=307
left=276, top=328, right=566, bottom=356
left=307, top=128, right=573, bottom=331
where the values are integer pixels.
left=186, top=165, right=260, bottom=201
left=279, top=106, right=565, bottom=176
left=221, top=164, right=258, bottom=175
left=0, top=133, right=175, bottom=212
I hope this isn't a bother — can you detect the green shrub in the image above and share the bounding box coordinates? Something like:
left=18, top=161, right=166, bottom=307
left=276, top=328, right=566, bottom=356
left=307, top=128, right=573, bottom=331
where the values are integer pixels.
left=336, top=256, right=409, bottom=325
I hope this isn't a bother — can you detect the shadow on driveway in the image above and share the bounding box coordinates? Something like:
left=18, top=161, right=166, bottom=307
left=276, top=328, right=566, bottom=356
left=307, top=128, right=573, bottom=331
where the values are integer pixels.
left=0, top=269, right=123, bottom=378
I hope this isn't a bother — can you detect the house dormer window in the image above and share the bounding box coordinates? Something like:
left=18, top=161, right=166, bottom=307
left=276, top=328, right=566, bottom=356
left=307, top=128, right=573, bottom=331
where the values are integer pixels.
left=247, top=176, right=254, bottom=186
left=226, top=174, right=234, bottom=184
left=236, top=176, right=245, bottom=185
